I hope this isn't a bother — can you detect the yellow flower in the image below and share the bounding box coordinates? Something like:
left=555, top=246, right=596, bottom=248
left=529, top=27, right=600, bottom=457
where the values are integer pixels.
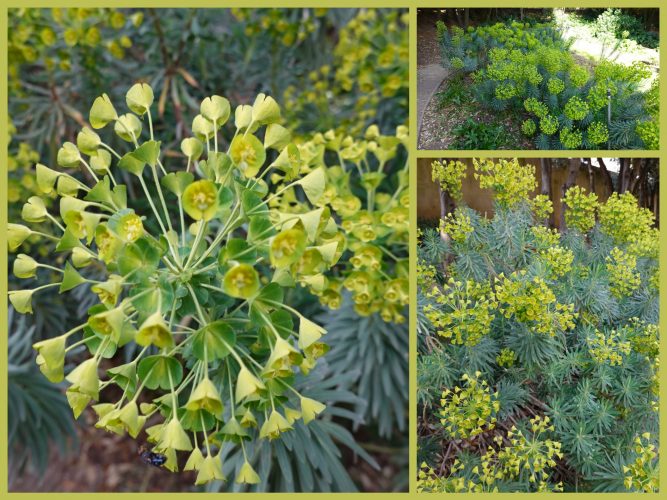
left=9, top=289, right=34, bottom=314
left=184, top=447, right=205, bottom=471
left=259, top=410, right=292, bottom=440
left=33, top=335, right=67, bottom=383
left=159, top=418, right=192, bottom=451
left=235, top=366, right=265, bottom=402
left=136, top=312, right=173, bottom=349
left=13, top=253, right=37, bottom=278
left=235, top=460, right=261, bottom=484
left=229, top=134, right=266, bottom=178
left=223, top=264, right=260, bottom=299
left=195, top=453, right=225, bottom=484
left=66, top=358, right=99, bottom=399
left=270, top=228, right=307, bottom=268
left=299, top=396, right=326, bottom=424
left=8, top=224, right=32, bottom=251
left=185, top=378, right=224, bottom=416
left=182, top=180, right=218, bottom=221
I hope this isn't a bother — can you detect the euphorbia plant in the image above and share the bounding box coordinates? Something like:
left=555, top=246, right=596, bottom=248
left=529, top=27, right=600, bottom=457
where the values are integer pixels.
left=9, top=83, right=344, bottom=485
left=278, top=124, right=410, bottom=322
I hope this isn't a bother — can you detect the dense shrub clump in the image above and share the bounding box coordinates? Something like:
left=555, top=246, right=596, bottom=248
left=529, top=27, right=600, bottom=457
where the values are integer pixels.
left=418, top=159, right=659, bottom=492
left=438, top=20, right=658, bottom=149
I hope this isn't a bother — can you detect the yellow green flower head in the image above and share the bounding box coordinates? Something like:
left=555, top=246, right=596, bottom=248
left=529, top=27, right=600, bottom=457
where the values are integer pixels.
left=599, top=192, right=655, bottom=250
left=606, top=247, right=641, bottom=298
left=223, top=264, right=260, bottom=299
left=136, top=312, right=173, bottom=349
left=623, top=434, right=658, bottom=492
left=431, top=159, right=467, bottom=200
left=531, top=194, right=553, bottom=219
left=473, top=158, right=536, bottom=208
left=588, top=328, right=631, bottom=366
left=440, top=210, right=474, bottom=244
left=562, top=185, right=598, bottom=233
left=182, top=179, right=218, bottom=221
left=425, top=278, right=496, bottom=346
left=229, top=134, right=266, bottom=178
left=439, top=372, right=500, bottom=439
left=494, top=272, right=576, bottom=336
left=539, top=245, right=573, bottom=278
left=270, top=228, right=307, bottom=268
left=7, top=69, right=409, bottom=487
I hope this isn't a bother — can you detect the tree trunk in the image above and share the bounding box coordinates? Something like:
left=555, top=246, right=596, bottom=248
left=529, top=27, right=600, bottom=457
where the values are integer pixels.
left=439, top=187, right=450, bottom=221
left=597, top=157, right=615, bottom=194
left=628, top=158, right=645, bottom=196
left=618, top=158, right=627, bottom=193
left=439, top=187, right=452, bottom=244
left=464, top=8, right=469, bottom=29
left=586, top=158, right=595, bottom=193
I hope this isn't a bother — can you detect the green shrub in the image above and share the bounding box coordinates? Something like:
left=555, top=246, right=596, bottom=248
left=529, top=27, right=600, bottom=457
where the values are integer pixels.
left=418, top=158, right=659, bottom=492
left=439, top=20, right=658, bottom=149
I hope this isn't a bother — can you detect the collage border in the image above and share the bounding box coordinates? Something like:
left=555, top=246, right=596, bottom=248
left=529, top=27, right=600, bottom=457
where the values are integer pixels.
left=0, top=1, right=665, bottom=497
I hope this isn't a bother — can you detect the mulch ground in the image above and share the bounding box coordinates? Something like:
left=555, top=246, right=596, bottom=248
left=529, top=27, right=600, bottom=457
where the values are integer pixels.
left=9, top=409, right=406, bottom=492
left=418, top=76, right=534, bottom=151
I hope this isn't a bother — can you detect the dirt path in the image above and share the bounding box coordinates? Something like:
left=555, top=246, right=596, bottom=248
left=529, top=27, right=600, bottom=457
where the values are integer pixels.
left=417, top=10, right=449, bottom=146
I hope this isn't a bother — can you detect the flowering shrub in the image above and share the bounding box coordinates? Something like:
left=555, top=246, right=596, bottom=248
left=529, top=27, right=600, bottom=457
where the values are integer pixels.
left=418, top=416, right=563, bottom=493
left=7, top=85, right=404, bottom=486
left=439, top=20, right=658, bottom=149
left=418, top=157, right=659, bottom=492
left=284, top=9, right=408, bottom=137
left=9, top=8, right=141, bottom=87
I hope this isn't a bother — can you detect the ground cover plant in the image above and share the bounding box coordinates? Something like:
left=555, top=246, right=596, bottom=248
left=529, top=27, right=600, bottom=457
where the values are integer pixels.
left=417, top=158, right=659, bottom=492
left=432, top=12, right=658, bottom=150
left=7, top=8, right=409, bottom=492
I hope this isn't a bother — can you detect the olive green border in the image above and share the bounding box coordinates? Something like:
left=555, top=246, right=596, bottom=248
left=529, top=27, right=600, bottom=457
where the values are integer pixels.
left=0, top=1, right=665, bottom=498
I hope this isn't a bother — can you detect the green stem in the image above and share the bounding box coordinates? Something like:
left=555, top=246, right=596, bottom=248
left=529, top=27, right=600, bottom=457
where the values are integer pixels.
left=46, top=213, right=65, bottom=232
left=147, top=108, right=154, bottom=141
left=191, top=204, right=240, bottom=268
left=30, top=231, right=59, bottom=242
left=178, top=195, right=186, bottom=248
left=138, top=175, right=180, bottom=265
left=186, top=284, right=207, bottom=325
left=78, top=156, right=100, bottom=183
left=184, top=221, right=207, bottom=270
left=37, top=263, right=64, bottom=273
left=379, top=245, right=401, bottom=262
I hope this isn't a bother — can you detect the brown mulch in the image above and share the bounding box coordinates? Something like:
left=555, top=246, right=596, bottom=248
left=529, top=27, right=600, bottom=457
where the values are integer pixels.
left=417, top=76, right=534, bottom=150
left=9, top=407, right=407, bottom=492
left=9, top=420, right=196, bottom=492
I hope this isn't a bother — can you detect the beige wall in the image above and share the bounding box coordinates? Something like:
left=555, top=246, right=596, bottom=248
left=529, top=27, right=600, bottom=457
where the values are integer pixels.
left=417, top=158, right=613, bottom=227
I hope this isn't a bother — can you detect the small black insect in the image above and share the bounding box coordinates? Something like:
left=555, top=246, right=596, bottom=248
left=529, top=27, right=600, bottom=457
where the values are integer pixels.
left=139, top=445, right=167, bottom=467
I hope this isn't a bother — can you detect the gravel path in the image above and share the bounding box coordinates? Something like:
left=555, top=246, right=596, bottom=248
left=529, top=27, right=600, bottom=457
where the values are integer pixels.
left=417, top=65, right=448, bottom=143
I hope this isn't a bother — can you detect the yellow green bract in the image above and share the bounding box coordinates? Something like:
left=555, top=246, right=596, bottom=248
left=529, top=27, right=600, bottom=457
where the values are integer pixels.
left=5, top=85, right=408, bottom=486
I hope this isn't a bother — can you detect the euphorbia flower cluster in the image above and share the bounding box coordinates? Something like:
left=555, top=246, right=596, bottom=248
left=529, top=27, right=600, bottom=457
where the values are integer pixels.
left=9, top=84, right=344, bottom=484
